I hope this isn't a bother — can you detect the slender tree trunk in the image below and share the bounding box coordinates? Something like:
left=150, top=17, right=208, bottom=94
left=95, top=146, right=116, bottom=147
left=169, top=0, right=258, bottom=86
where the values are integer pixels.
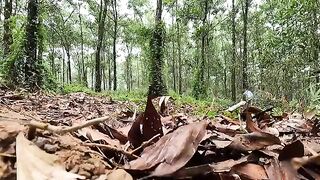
left=66, top=48, right=71, bottom=84
left=95, top=0, right=107, bottom=92
left=3, top=0, right=13, bottom=57
left=193, top=0, right=208, bottom=99
left=78, top=2, right=87, bottom=87
left=148, top=0, right=167, bottom=96
left=231, top=0, right=236, bottom=101
left=91, top=53, right=94, bottom=89
left=176, top=0, right=182, bottom=94
left=24, top=0, right=40, bottom=90
left=112, top=0, right=118, bottom=91
left=312, top=1, right=319, bottom=84
left=242, top=0, right=249, bottom=90
left=62, top=47, right=65, bottom=85
left=108, top=44, right=112, bottom=90
left=172, top=6, right=176, bottom=92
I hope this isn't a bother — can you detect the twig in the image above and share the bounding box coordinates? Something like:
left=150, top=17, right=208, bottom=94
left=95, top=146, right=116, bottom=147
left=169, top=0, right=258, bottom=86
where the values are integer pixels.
left=83, top=143, right=139, bottom=159
left=27, top=116, right=113, bottom=134
left=130, top=134, right=161, bottom=154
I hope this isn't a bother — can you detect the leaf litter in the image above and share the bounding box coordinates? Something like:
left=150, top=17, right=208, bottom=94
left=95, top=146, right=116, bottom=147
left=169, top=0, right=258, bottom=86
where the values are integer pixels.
left=0, top=91, right=320, bottom=179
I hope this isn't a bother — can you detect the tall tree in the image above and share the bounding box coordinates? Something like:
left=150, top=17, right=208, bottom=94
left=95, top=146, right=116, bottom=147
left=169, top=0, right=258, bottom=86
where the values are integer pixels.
left=176, top=0, right=182, bottom=94
left=148, top=0, right=167, bottom=96
left=193, top=0, right=209, bottom=99
left=78, top=2, right=87, bottom=86
left=95, top=0, right=107, bottom=92
left=112, top=0, right=118, bottom=91
left=3, top=0, right=13, bottom=57
left=242, top=0, right=250, bottom=90
left=24, top=0, right=40, bottom=90
left=231, top=0, right=236, bottom=101
left=171, top=3, right=176, bottom=92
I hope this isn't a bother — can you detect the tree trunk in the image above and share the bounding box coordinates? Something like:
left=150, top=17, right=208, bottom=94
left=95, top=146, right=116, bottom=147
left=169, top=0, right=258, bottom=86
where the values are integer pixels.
left=62, top=47, right=65, bottom=85
left=242, top=0, right=249, bottom=91
left=148, top=0, right=167, bottom=96
left=24, top=0, right=40, bottom=90
left=66, top=48, right=71, bottom=84
left=312, top=1, right=319, bottom=84
left=176, top=0, right=182, bottom=94
left=172, top=5, right=176, bottom=92
left=193, top=0, right=208, bottom=99
left=108, top=44, right=112, bottom=90
left=78, top=2, right=87, bottom=87
left=112, top=0, right=118, bottom=91
left=95, top=0, right=107, bottom=92
left=3, top=0, right=13, bottom=57
left=231, top=0, right=236, bottom=101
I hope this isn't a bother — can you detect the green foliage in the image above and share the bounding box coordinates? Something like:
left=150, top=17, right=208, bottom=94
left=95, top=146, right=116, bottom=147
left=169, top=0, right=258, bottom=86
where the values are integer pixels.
left=62, top=84, right=95, bottom=94
left=306, top=84, right=320, bottom=111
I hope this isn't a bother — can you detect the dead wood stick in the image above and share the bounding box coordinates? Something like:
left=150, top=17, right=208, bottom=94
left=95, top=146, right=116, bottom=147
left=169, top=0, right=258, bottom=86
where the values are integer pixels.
left=83, top=143, right=139, bottom=159
left=27, top=116, right=113, bottom=134
left=130, top=134, right=161, bottom=154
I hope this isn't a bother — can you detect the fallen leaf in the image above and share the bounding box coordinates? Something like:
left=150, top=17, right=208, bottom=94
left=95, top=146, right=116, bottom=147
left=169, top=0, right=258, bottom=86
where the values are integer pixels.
left=128, top=96, right=163, bottom=148
left=16, top=133, right=85, bottom=180
left=107, top=169, right=133, bottom=180
left=291, top=154, right=320, bottom=170
left=227, top=132, right=281, bottom=152
left=210, top=156, right=249, bottom=173
left=245, top=113, right=263, bottom=133
left=126, top=121, right=208, bottom=176
left=232, top=163, right=268, bottom=180
left=77, top=127, right=121, bottom=147
left=93, top=123, right=128, bottom=144
left=159, top=96, right=171, bottom=116
left=265, top=158, right=299, bottom=180
left=278, top=140, right=304, bottom=161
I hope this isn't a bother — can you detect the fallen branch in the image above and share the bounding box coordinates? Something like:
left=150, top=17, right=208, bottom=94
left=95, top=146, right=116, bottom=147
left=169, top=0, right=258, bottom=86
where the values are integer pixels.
left=83, top=143, right=139, bottom=159
left=27, top=116, right=113, bottom=134
left=130, top=133, right=161, bottom=154
left=227, top=101, right=246, bottom=112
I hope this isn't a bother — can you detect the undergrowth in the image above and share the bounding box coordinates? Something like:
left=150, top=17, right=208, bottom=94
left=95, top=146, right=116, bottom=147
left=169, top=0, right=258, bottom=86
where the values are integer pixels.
left=61, top=84, right=232, bottom=118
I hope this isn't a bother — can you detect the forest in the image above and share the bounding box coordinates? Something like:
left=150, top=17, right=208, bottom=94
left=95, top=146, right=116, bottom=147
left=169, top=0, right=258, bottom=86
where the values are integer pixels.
left=0, top=0, right=320, bottom=179
left=0, top=0, right=318, bottom=104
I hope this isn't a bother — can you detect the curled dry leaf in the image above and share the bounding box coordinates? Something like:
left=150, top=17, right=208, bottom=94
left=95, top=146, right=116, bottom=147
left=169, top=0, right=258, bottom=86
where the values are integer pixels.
left=16, top=133, right=85, bottom=180
left=126, top=121, right=208, bottom=176
left=227, top=131, right=281, bottom=152
left=128, top=96, right=163, bottom=148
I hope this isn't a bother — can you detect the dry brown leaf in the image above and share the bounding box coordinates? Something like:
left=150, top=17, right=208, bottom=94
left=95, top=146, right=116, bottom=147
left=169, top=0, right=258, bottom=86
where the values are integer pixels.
left=159, top=96, right=171, bottom=116
left=291, top=155, right=320, bottom=170
left=278, top=140, right=304, bottom=161
left=227, top=132, right=281, bottom=152
left=245, top=113, right=263, bottom=133
left=77, top=127, right=121, bottom=147
left=265, top=159, right=299, bottom=180
left=210, top=155, right=249, bottom=173
left=128, top=96, right=163, bottom=148
left=107, top=169, right=133, bottom=180
left=16, top=133, right=85, bottom=180
left=232, top=163, right=268, bottom=180
left=126, top=121, right=208, bottom=176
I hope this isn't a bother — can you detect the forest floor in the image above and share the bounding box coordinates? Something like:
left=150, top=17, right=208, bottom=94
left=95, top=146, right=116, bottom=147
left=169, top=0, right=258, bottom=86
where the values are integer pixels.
left=0, top=90, right=320, bottom=179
